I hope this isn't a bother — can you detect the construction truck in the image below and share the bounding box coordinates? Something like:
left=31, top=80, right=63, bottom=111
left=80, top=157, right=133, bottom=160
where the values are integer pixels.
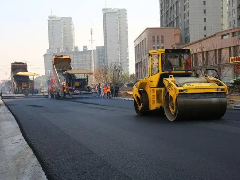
left=11, top=62, right=31, bottom=96
left=49, top=55, right=93, bottom=99
left=133, top=49, right=228, bottom=121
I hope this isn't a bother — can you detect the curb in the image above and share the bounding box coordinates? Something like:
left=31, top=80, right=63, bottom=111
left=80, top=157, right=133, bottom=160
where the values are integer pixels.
left=113, top=97, right=134, bottom=101
left=233, top=105, right=240, bottom=110
left=0, top=99, right=47, bottom=180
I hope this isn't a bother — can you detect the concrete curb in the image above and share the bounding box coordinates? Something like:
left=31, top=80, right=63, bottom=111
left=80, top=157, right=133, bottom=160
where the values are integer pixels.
left=0, top=99, right=47, bottom=180
left=233, top=105, right=240, bottom=110
left=113, top=97, right=134, bottom=101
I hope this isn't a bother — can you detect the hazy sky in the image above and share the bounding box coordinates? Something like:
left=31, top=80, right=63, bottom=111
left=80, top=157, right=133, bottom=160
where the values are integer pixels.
left=0, top=0, right=159, bottom=80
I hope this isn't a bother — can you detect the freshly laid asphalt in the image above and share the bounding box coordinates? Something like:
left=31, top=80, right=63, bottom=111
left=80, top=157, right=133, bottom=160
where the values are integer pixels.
left=3, top=97, right=240, bottom=180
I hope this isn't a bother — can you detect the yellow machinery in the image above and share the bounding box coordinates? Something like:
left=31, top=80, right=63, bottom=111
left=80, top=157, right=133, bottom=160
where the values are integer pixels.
left=133, top=49, right=228, bottom=121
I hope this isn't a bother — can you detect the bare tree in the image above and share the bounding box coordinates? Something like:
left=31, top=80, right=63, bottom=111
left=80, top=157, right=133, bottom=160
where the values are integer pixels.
left=94, top=64, right=124, bottom=85
left=111, top=65, right=123, bottom=85
left=94, top=66, right=111, bottom=85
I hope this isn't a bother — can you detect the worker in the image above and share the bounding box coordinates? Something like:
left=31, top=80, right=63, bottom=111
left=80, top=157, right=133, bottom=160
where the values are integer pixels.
left=166, top=59, right=173, bottom=70
left=107, top=84, right=111, bottom=98
left=110, top=83, right=114, bottom=98
left=103, top=86, right=107, bottom=98
left=97, top=83, right=101, bottom=96
left=114, top=84, right=119, bottom=97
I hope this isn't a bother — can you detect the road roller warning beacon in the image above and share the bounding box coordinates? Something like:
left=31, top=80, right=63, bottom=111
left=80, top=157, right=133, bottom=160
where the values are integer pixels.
left=133, top=49, right=228, bottom=121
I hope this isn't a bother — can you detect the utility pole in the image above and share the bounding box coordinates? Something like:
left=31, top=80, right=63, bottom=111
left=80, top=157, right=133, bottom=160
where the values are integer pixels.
left=105, top=0, right=107, bottom=8
left=90, top=23, right=95, bottom=84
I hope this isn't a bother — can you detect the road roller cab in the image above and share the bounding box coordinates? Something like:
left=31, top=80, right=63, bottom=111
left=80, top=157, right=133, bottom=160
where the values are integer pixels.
left=133, top=49, right=228, bottom=121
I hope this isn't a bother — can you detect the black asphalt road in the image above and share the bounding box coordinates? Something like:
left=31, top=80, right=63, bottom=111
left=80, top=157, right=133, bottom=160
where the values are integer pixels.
left=4, top=97, right=240, bottom=180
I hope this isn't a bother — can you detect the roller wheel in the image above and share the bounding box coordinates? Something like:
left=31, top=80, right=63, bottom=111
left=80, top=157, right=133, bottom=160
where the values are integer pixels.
left=134, top=90, right=149, bottom=116
left=164, top=90, right=227, bottom=121
left=164, top=91, right=179, bottom=121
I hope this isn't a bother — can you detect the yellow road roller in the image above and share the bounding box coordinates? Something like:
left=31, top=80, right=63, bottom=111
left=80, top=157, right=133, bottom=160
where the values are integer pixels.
left=133, top=49, right=228, bottom=121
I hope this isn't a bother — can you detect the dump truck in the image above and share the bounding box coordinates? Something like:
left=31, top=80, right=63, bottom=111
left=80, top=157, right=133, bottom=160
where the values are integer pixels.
left=49, top=55, right=93, bottom=99
left=11, top=62, right=31, bottom=95
left=133, top=49, right=228, bottom=121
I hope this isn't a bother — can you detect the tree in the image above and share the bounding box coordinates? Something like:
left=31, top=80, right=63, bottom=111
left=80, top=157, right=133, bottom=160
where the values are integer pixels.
left=94, top=65, right=111, bottom=85
left=111, top=65, right=123, bottom=85
left=94, top=64, right=126, bottom=85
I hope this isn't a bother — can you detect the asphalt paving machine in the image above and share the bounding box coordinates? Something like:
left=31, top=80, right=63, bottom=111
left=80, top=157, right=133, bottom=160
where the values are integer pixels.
left=133, top=49, right=228, bottom=121
left=49, top=55, right=93, bottom=99
left=11, top=62, right=31, bottom=96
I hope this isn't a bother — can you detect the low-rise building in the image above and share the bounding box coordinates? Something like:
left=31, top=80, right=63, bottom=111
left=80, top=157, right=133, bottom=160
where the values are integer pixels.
left=44, top=49, right=94, bottom=77
left=134, top=27, right=181, bottom=79
left=182, top=26, right=240, bottom=83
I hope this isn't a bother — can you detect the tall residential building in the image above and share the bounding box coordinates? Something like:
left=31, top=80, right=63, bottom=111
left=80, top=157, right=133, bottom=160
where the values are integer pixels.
left=95, top=46, right=106, bottom=69
left=45, top=15, right=75, bottom=76
left=228, top=0, right=240, bottom=29
left=61, top=17, right=75, bottom=51
left=47, top=15, right=75, bottom=52
left=48, top=15, right=63, bottom=52
left=159, top=0, right=228, bottom=43
left=134, top=28, right=181, bottom=79
left=102, top=8, right=129, bottom=74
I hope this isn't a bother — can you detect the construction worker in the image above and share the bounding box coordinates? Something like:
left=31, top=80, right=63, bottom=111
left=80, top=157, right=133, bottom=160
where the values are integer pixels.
left=114, top=84, right=119, bottom=97
left=97, top=83, right=101, bottom=96
left=110, top=83, right=114, bottom=98
left=107, top=84, right=111, bottom=98
left=103, top=86, right=107, bottom=98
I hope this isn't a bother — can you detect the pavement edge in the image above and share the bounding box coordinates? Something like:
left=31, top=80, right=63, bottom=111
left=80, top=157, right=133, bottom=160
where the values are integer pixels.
left=0, top=99, right=48, bottom=180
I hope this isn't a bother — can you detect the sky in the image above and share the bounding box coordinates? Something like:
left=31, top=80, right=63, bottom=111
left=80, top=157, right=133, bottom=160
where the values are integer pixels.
left=0, top=0, right=160, bottom=81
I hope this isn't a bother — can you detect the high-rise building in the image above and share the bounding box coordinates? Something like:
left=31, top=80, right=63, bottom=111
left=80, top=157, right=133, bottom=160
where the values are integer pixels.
left=61, top=17, right=75, bottom=52
left=45, top=15, right=75, bottom=75
left=159, top=0, right=228, bottom=43
left=47, top=15, right=75, bottom=52
left=228, top=0, right=240, bottom=29
left=102, top=8, right=129, bottom=74
left=48, top=15, right=63, bottom=52
left=95, top=46, right=106, bottom=69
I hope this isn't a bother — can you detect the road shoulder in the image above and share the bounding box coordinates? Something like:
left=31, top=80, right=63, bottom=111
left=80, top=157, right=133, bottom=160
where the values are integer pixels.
left=0, top=99, right=47, bottom=180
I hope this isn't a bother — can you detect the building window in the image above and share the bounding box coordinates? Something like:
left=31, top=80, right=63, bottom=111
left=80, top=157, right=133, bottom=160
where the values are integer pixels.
left=204, top=35, right=206, bottom=37
left=218, top=49, right=222, bottom=64
left=161, top=35, right=164, bottom=49
left=229, top=47, right=232, bottom=59
left=233, top=46, right=239, bottom=56
left=203, top=1, right=206, bottom=5
left=145, top=38, right=147, bottom=55
left=204, top=9, right=206, bottom=14
left=204, top=26, right=206, bottom=30
left=232, top=9, right=235, bottom=17
left=152, top=36, right=155, bottom=49
left=204, top=18, right=206, bottom=22
left=232, top=31, right=240, bottom=37
left=157, top=36, right=160, bottom=49
left=214, top=50, right=217, bottom=64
